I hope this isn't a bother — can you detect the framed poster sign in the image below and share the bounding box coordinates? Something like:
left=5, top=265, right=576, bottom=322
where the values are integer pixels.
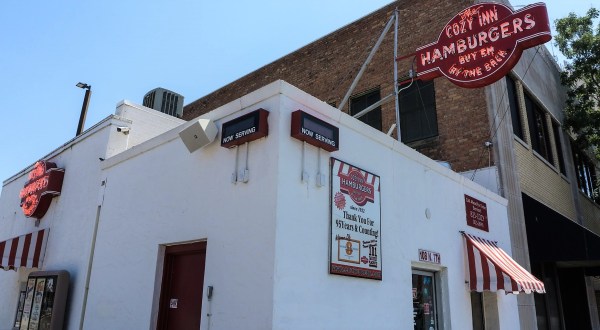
left=19, top=278, right=36, bottom=330
left=330, top=158, right=381, bottom=280
left=17, top=270, right=69, bottom=330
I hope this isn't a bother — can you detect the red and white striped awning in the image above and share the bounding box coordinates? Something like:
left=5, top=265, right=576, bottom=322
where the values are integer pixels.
left=462, top=232, right=545, bottom=294
left=0, top=229, right=48, bottom=271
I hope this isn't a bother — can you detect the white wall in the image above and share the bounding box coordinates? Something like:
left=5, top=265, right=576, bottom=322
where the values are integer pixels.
left=114, top=100, right=185, bottom=149
left=83, top=92, right=283, bottom=330
left=0, top=102, right=188, bottom=330
left=83, top=81, right=521, bottom=330
left=0, top=121, right=119, bottom=330
left=270, top=86, right=519, bottom=330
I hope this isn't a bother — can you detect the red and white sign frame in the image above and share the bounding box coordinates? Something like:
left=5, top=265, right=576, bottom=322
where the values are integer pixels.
left=330, top=158, right=382, bottom=280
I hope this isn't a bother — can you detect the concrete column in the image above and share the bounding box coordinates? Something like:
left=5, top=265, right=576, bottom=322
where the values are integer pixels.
left=485, top=79, right=538, bottom=329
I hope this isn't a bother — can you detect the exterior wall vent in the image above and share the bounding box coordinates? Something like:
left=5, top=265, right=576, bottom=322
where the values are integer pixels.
left=142, top=88, right=184, bottom=118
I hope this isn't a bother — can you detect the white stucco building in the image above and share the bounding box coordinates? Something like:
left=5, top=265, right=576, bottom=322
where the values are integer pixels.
left=1, top=81, right=543, bottom=329
left=0, top=101, right=184, bottom=329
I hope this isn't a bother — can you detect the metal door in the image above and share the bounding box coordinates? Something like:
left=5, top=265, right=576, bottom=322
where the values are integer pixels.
left=157, top=241, right=206, bottom=330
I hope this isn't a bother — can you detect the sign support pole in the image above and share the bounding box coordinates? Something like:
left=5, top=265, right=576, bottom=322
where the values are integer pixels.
left=393, top=8, right=401, bottom=141
left=338, top=14, right=395, bottom=112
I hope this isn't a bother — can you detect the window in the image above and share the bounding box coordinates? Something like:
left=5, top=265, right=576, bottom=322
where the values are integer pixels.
left=506, top=76, right=524, bottom=139
left=350, top=88, right=382, bottom=131
left=524, top=93, right=553, bottom=163
left=412, top=270, right=438, bottom=330
left=399, top=80, right=438, bottom=143
left=552, top=121, right=567, bottom=176
left=572, top=145, right=599, bottom=203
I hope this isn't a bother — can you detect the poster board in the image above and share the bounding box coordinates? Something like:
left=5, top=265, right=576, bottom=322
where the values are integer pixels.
left=16, top=270, right=69, bottom=330
left=330, top=158, right=382, bottom=280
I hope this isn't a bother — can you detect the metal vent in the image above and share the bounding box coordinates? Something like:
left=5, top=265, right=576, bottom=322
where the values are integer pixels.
left=142, top=88, right=184, bottom=118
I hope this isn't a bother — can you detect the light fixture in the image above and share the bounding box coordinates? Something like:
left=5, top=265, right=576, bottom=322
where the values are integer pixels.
left=75, top=82, right=92, bottom=136
left=76, top=82, right=91, bottom=90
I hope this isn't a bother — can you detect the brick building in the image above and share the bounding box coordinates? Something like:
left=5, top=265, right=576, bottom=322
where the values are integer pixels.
left=182, top=0, right=600, bottom=329
left=184, top=0, right=489, bottom=173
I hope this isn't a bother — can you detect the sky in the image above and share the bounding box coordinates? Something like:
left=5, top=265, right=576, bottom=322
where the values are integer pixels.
left=0, top=0, right=596, bottom=183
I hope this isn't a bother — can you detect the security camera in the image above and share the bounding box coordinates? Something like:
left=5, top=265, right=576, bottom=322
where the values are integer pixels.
left=116, top=127, right=130, bottom=134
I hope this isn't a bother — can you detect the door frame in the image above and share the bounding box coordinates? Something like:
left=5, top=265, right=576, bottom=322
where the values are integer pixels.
left=151, top=240, right=207, bottom=330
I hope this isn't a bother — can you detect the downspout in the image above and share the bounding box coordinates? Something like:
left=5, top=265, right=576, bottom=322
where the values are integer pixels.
left=79, top=179, right=106, bottom=329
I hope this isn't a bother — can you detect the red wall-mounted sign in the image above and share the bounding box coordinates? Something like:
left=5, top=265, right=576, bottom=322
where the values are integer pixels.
left=465, top=195, right=489, bottom=232
left=220, top=109, right=269, bottom=148
left=291, top=110, right=339, bottom=152
left=19, top=161, right=65, bottom=219
left=416, top=2, right=551, bottom=88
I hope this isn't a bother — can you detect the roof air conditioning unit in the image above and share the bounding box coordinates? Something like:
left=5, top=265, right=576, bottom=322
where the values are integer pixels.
left=143, top=87, right=184, bottom=118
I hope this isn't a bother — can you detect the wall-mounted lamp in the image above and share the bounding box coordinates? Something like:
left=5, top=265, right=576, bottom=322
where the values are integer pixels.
left=76, top=82, right=92, bottom=137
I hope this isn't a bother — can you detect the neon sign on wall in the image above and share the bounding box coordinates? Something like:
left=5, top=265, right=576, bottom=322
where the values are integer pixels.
left=19, top=161, right=65, bottom=219
left=416, top=2, right=551, bottom=88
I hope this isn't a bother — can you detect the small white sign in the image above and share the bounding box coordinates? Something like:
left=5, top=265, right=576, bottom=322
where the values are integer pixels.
left=169, top=299, right=178, bottom=309
left=418, top=249, right=441, bottom=264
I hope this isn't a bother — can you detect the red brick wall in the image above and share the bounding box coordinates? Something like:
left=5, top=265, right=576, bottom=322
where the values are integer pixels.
left=184, top=0, right=492, bottom=172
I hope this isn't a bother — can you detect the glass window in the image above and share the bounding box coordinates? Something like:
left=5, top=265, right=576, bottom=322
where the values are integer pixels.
left=506, top=76, right=524, bottom=140
left=399, top=80, right=438, bottom=143
left=572, top=144, right=599, bottom=203
left=552, top=121, right=566, bottom=176
left=524, top=93, right=553, bottom=163
left=350, top=88, right=382, bottom=131
left=412, top=270, right=438, bottom=330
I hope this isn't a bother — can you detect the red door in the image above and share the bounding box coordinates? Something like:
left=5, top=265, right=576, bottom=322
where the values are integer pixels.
left=157, top=241, right=207, bottom=330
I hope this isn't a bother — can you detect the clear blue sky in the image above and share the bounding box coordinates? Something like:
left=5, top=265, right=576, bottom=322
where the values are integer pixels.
left=0, top=0, right=595, bottom=183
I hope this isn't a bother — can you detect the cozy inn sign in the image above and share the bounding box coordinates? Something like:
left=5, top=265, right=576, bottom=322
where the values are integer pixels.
left=414, top=2, right=551, bottom=88
left=19, top=161, right=65, bottom=219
